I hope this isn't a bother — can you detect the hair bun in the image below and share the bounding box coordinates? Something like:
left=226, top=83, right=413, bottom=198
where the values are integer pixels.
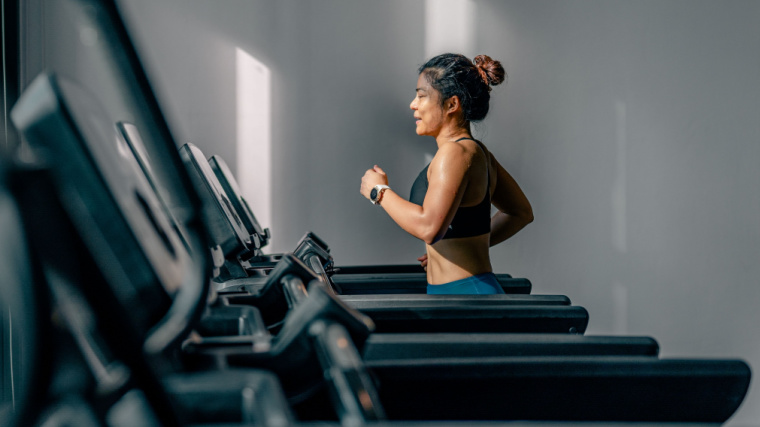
left=473, top=55, right=506, bottom=88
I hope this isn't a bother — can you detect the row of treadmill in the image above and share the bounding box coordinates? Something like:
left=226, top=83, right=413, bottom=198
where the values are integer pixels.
left=3, top=71, right=752, bottom=427
left=1, top=2, right=751, bottom=425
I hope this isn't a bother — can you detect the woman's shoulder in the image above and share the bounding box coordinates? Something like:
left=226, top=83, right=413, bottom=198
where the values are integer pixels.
left=440, top=138, right=486, bottom=158
left=431, top=141, right=474, bottom=170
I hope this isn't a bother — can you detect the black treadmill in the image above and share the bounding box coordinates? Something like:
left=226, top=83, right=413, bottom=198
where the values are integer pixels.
left=11, top=71, right=297, bottom=426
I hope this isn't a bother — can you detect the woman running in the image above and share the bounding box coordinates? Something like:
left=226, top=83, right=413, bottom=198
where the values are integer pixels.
left=360, top=53, right=533, bottom=295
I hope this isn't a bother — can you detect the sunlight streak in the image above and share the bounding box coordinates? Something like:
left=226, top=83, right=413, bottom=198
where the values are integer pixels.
left=236, top=47, right=272, bottom=238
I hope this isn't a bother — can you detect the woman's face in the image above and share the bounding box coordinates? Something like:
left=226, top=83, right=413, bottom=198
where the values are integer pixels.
left=410, top=74, right=445, bottom=137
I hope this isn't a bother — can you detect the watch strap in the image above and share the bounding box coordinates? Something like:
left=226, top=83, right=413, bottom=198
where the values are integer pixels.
left=371, top=185, right=391, bottom=205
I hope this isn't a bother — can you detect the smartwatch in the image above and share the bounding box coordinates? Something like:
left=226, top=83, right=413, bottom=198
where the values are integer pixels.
left=370, top=185, right=391, bottom=205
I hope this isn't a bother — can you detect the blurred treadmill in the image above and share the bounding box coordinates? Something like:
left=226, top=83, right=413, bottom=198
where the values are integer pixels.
left=12, top=71, right=297, bottom=426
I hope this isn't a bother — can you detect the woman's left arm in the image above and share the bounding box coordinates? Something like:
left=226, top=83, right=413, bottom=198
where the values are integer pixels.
left=489, top=156, right=533, bottom=246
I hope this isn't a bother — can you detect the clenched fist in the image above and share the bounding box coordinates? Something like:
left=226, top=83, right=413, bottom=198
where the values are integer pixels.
left=360, top=165, right=389, bottom=200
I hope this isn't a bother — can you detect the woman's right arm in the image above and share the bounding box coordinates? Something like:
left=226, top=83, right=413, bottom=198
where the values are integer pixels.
left=372, top=143, right=471, bottom=245
left=489, top=157, right=533, bottom=247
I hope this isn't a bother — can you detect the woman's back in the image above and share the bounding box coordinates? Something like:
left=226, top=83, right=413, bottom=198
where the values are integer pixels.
left=424, top=138, right=494, bottom=284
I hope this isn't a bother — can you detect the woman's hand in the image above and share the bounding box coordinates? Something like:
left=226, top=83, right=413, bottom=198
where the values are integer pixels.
left=417, top=253, right=428, bottom=271
left=360, top=165, right=389, bottom=200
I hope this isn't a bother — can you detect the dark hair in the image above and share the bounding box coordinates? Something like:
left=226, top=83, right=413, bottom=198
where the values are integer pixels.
left=418, top=53, right=506, bottom=122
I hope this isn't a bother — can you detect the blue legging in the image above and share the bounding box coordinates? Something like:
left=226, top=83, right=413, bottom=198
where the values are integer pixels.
left=427, top=272, right=505, bottom=295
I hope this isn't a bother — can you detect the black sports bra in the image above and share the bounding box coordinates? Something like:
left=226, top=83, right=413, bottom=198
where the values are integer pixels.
left=409, top=138, right=491, bottom=240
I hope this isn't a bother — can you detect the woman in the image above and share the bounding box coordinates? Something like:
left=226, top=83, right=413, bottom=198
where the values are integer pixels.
left=360, top=53, right=533, bottom=295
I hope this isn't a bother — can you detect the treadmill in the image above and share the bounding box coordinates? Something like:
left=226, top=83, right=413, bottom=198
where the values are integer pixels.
left=11, top=71, right=297, bottom=426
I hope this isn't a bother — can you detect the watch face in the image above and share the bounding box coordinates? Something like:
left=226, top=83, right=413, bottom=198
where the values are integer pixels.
left=370, top=187, right=378, bottom=202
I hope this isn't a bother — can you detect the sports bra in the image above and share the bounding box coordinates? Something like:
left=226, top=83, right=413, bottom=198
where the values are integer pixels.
left=409, top=138, right=491, bottom=240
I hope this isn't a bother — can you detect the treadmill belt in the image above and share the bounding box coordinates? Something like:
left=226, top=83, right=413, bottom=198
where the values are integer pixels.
left=342, top=293, right=570, bottom=309
left=368, top=357, right=751, bottom=422
left=362, top=334, right=659, bottom=360
left=332, top=273, right=530, bottom=294
left=363, top=305, right=588, bottom=334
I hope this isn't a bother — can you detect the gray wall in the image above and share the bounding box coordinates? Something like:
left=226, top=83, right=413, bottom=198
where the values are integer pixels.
left=118, top=0, right=430, bottom=258
left=120, top=1, right=760, bottom=424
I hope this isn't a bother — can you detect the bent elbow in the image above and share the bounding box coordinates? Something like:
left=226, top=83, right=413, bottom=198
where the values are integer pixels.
left=516, top=202, right=534, bottom=225
left=421, top=230, right=439, bottom=246
left=420, top=224, right=445, bottom=245
left=524, top=209, right=534, bottom=225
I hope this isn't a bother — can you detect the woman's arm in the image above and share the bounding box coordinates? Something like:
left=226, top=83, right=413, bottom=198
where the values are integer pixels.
left=489, top=157, right=533, bottom=247
left=360, top=143, right=470, bottom=245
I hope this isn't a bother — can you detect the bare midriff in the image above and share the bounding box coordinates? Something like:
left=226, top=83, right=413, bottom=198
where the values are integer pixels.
left=425, top=233, right=492, bottom=285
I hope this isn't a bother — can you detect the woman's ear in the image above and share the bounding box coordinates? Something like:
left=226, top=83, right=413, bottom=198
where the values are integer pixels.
left=444, top=95, right=462, bottom=115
